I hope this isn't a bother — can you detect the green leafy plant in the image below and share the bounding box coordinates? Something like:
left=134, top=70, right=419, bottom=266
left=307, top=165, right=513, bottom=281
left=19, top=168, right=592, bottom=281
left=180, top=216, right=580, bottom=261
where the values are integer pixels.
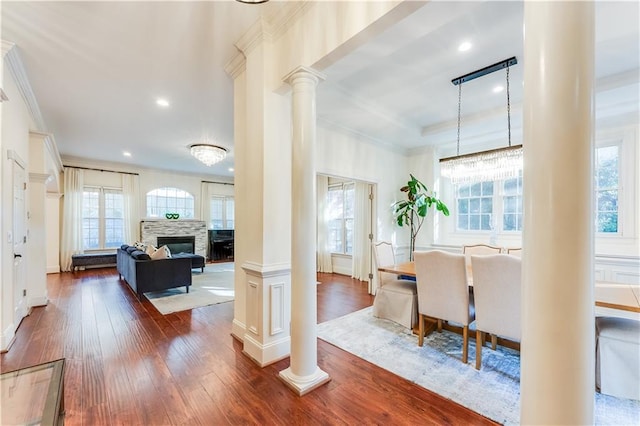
left=392, top=174, right=450, bottom=260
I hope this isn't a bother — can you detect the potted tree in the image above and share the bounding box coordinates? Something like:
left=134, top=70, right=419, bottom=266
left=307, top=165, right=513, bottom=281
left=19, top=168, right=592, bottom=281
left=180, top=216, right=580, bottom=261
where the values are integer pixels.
left=392, top=174, right=450, bottom=260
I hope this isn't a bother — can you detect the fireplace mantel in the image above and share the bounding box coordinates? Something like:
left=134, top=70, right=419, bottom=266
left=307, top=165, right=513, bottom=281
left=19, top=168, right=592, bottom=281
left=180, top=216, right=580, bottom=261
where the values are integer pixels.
left=140, top=220, right=208, bottom=258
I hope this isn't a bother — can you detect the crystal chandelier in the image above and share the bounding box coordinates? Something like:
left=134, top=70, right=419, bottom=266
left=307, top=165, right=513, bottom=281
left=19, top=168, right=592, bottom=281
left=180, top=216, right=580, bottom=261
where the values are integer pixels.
left=440, top=57, right=523, bottom=185
left=190, top=144, right=227, bottom=166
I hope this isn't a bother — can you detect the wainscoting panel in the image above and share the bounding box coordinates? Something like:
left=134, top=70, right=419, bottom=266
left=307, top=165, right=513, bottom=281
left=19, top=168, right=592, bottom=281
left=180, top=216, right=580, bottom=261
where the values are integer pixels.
left=270, top=282, right=285, bottom=336
left=247, top=280, right=259, bottom=335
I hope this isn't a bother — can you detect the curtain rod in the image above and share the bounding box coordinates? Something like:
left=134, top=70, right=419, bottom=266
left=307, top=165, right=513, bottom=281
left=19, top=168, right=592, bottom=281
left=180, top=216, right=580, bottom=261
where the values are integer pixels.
left=202, top=180, right=234, bottom=185
left=63, top=165, right=139, bottom=176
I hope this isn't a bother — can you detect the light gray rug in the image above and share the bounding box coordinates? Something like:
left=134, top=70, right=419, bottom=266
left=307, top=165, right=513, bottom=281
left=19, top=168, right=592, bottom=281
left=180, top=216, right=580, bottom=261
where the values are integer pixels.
left=317, top=307, right=640, bottom=425
left=145, top=262, right=234, bottom=314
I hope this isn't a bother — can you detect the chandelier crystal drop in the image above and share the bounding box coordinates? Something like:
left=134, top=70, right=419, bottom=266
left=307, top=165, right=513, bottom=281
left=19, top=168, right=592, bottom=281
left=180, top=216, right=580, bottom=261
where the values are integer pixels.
left=440, top=145, right=523, bottom=185
left=190, top=144, right=227, bottom=166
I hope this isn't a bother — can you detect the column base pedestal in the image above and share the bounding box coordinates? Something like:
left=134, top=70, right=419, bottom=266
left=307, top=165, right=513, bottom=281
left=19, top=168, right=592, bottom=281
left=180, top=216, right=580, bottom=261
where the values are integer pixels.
left=278, top=366, right=330, bottom=396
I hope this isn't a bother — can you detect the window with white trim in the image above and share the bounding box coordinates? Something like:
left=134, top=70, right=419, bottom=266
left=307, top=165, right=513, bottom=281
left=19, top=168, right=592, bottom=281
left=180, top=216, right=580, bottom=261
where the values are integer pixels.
left=456, top=181, right=494, bottom=231
left=327, top=182, right=354, bottom=254
left=146, top=187, right=194, bottom=219
left=595, top=145, right=619, bottom=233
left=82, top=187, right=124, bottom=250
left=210, top=196, right=234, bottom=229
left=502, top=173, right=523, bottom=231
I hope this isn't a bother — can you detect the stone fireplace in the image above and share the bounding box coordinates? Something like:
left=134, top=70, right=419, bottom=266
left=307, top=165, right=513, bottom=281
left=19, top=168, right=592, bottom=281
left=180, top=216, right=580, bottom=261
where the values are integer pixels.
left=140, top=220, right=207, bottom=258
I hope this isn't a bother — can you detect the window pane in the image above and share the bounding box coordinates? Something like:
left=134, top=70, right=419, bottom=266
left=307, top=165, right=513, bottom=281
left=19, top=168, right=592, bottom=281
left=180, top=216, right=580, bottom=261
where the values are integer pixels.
left=345, top=218, right=354, bottom=255
left=147, top=187, right=194, bottom=218
left=457, top=199, right=468, bottom=214
left=482, top=181, right=494, bottom=196
left=470, top=183, right=481, bottom=197
left=597, top=212, right=618, bottom=233
left=598, top=190, right=618, bottom=212
left=458, top=185, right=470, bottom=198
left=481, top=214, right=491, bottom=230
left=481, top=197, right=492, bottom=214
left=504, top=214, right=515, bottom=231
left=469, top=198, right=480, bottom=214
left=458, top=214, right=468, bottom=230
left=225, top=199, right=235, bottom=229
left=504, top=178, right=517, bottom=195
left=469, top=215, right=480, bottom=230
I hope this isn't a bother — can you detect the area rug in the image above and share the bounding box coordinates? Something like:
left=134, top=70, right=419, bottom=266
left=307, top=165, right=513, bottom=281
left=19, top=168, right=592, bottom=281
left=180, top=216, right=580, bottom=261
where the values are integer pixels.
left=317, top=307, right=640, bottom=425
left=145, top=262, right=234, bottom=314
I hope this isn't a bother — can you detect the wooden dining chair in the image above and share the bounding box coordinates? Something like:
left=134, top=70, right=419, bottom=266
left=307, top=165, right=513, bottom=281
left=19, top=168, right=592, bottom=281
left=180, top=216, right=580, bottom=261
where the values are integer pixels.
left=462, top=244, right=503, bottom=280
left=372, top=242, right=417, bottom=330
left=414, top=250, right=474, bottom=364
left=471, top=254, right=522, bottom=370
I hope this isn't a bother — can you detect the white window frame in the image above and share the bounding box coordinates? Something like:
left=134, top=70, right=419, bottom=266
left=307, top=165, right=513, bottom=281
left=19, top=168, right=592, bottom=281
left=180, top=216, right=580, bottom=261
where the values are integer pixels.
left=327, top=182, right=355, bottom=255
left=594, top=142, right=622, bottom=236
left=210, top=196, right=234, bottom=229
left=146, top=187, right=195, bottom=219
left=82, top=186, right=124, bottom=250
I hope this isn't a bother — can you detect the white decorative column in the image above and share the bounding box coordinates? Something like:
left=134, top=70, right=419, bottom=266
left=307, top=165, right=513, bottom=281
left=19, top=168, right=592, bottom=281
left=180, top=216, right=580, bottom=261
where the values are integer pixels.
left=521, top=2, right=594, bottom=424
left=279, top=66, right=330, bottom=395
left=27, top=132, right=51, bottom=307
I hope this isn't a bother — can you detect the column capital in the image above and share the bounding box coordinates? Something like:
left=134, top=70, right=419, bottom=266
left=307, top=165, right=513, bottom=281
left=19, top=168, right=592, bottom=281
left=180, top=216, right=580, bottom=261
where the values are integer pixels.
left=283, top=66, right=326, bottom=87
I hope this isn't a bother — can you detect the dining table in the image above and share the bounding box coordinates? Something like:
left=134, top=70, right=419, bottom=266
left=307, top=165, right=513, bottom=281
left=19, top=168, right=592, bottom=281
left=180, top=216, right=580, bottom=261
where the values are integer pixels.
left=379, top=261, right=640, bottom=313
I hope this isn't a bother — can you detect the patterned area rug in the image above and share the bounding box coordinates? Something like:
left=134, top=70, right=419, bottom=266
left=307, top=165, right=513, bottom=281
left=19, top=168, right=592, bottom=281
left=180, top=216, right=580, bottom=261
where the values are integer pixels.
left=145, top=262, right=234, bottom=314
left=317, top=307, right=640, bottom=425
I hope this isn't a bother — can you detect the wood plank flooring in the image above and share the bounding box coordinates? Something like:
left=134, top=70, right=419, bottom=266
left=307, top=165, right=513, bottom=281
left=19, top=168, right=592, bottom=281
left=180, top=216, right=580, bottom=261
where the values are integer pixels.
left=1, top=268, right=496, bottom=425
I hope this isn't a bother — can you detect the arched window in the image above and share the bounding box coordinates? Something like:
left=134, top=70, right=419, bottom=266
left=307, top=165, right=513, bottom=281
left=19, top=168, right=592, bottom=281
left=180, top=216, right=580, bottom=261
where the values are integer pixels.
left=146, top=187, right=194, bottom=219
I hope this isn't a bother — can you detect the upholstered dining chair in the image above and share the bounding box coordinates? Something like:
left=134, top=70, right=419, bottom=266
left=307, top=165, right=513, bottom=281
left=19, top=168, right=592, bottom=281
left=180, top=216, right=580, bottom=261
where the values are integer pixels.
left=414, top=250, right=474, bottom=364
left=471, top=254, right=522, bottom=370
left=462, top=244, right=502, bottom=283
left=372, top=242, right=418, bottom=330
left=506, top=247, right=522, bottom=258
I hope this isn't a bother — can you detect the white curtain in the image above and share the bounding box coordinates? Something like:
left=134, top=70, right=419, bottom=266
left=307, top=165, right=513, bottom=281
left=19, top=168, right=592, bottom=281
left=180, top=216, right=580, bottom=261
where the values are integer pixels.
left=122, top=173, right=140, bottom=244
left=351, top=181, right=371, bottom=283
left=60, top=167, right=84, bottom=272
left=316, top=175, right=333, bottom=273
left=200, top=182, right=212, bottom=228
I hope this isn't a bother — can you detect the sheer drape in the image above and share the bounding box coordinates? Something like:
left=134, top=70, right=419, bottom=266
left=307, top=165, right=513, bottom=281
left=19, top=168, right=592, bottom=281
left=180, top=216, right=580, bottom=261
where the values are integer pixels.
left=351, top=181, right=371, bottom=284
left=60, top=167, right=84, bottom=272
left=122, top=173, right=140, bottom=244
left=200, top=182, right=212, bottom=228
left=316, top=175, right=333, bottom=273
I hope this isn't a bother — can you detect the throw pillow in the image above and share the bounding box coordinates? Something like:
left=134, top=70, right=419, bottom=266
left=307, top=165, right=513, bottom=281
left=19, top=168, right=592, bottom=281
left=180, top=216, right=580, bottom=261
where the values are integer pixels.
left=145, top=245, right=157, bottom=255
left=149, top=245, right=172, bottom=260
left=134, top=241, right=148, bottom=251
left=131, top=250, right=151, bottom=260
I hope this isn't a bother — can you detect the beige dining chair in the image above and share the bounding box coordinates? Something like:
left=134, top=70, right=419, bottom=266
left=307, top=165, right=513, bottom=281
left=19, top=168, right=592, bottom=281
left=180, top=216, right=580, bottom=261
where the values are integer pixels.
left=471, top=254, right=522, bottom=370
left=462, top=244, right=502, bottom=279
left=506, top=247, right=522, bottom=258
left=372, top=241, right=417, bottom=330
left=414, top=250, right=474, bottom=364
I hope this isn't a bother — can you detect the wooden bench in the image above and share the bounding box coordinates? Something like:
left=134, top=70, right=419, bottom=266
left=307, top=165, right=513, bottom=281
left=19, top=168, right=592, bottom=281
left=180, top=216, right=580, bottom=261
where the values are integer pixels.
left=71, top=253, right=117, bottom=272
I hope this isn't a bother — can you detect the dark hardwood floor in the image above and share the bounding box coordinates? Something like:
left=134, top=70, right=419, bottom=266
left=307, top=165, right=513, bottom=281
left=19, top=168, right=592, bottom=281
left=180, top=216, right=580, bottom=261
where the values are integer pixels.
left=1, top=268, right=496, bottom=425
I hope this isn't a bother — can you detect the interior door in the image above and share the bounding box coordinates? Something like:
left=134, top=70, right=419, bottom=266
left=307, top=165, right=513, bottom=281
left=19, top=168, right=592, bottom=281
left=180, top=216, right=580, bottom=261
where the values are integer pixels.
left=12, top=158, right=28, bottom=324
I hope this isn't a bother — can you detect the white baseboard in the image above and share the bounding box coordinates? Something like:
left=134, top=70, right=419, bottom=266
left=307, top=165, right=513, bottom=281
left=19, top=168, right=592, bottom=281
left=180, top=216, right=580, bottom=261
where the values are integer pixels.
left=46, top=266, right=60, bottom=274
left=28, top=295, right=48, bottom=307
left=0, top=324, right=16, bottom=353
left=242, top=334, right=291, bottom=367
left=231, top=318, right=246, bottom=342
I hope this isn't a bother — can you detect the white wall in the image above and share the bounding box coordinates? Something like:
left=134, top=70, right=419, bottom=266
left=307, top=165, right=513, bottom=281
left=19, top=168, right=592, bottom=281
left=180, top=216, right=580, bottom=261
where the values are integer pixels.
left=316, top=125, right=409, bottom=253
left=46, top=194, right=60, bottom=273
left=1, top=59, right=34, bottom=350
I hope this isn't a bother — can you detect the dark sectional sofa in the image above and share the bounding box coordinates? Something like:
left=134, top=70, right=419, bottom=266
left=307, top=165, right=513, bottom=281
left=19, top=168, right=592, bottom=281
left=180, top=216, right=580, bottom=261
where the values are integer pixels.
left=117, top=245, right=192, bottom=300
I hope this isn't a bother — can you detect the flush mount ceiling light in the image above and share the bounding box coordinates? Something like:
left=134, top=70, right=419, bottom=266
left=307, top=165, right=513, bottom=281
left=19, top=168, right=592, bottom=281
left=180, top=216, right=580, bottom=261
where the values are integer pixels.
left=156, top=98, right=169, bottom=107
left=235, top=0, right=269, bottom=3
left=440, top=56, right=523, bottom=185
left=190, top=144, right=227, bottom=166
left=458, top=41, right=472, bottom=52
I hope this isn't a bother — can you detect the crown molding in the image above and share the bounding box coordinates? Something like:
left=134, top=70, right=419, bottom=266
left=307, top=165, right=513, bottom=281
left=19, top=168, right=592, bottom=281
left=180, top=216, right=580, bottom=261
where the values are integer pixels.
left=1, top=40, right=15, bottom=58
left=235, top=17, right=273, bottom=56
left=224, top=51, right=246, bottom=80
left=2, top=41, right=47, bottom=132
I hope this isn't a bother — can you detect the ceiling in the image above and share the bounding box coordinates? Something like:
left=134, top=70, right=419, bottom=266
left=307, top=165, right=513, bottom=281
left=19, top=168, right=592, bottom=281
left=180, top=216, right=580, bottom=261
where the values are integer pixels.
left=2, top=1, right=638, bottom=177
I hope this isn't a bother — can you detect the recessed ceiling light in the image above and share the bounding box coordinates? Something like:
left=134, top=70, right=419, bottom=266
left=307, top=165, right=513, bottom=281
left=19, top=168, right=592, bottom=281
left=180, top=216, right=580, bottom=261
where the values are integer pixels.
left=228, top=167, right=234, bottom=172
left=458, top=41, right=472, bottom=52
left=493, top=85, right=504, bottom=93
left=123, top=151, right=132, bottom=157
left=156, top=98, right=170, bottom=107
